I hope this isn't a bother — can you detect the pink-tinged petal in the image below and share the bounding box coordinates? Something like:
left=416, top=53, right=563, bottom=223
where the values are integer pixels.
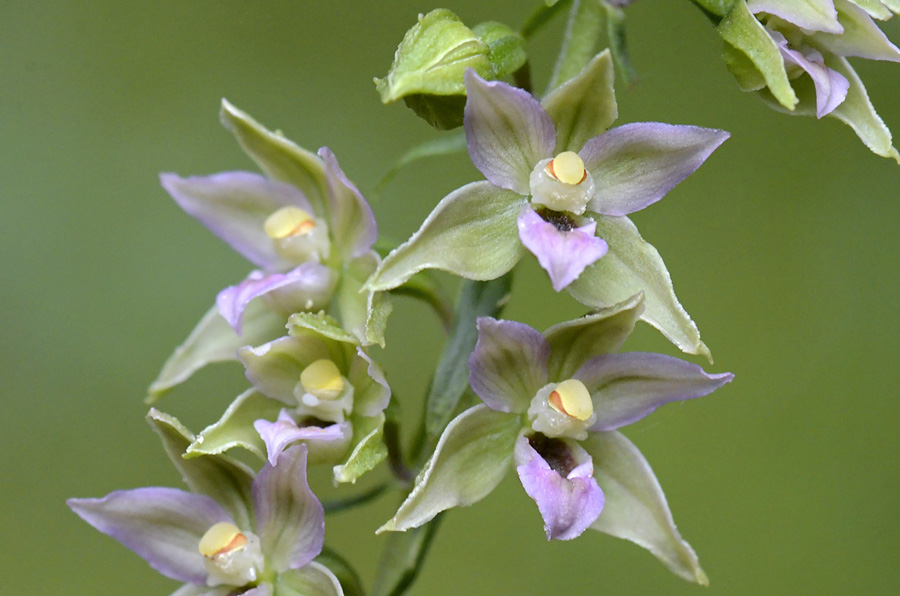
left=747, top=0, right=843, bottom=33
left=581, top=123, right=729, bottom=216
left=240, top=586, right=273, bottom=596
left=160, top=172, right=312, bottom=270
left=812, top=0, right=900, bottom=62
left=318, top=147, right=378, bottom=259
left=68, top=488, right=232, bottom=584
left=254, top=410, right=350, bottom=466
left=216, top=263, right=336, bottom=333
left=574, top=352, right=734, bottom=431
left=773, top=32, right=849, bottom=117
left=253, top=445, right=324, bottom=573
left=514, top=435, right=604, bottom=541
left=464, top=69, right=555, bottom=194
left=469, top=317, right=550, bottom=413
left=517, top=207, right=608, bottom=291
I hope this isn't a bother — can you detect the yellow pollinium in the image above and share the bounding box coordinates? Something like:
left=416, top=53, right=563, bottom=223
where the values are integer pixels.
left=264, top=206, right=316, bottom=240
left=546, top=151, right=586, bottom=185
left=300, top=359, right=345, bottom=400
left=548, top=379, right=593, bottom=421
left=199, top=522, right=248, bottom=558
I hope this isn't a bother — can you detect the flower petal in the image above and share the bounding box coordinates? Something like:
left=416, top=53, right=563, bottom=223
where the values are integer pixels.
left=348, top=347, right=391, bottom=417
left=517, top=207, right=608, bottom=291
left=469, top=317, right=550, bottom=413
left=567, top=215, right=711, bottom=360
left=318, top=147, right=377, bottom=259
left=811, top=0, right=900, bottom=62
left=186, top=389, right=284, bottom=460
left=464, top=70, right=555, bottom=194
left=582, top=431, right=708, bottom=585
left=333, top=413, right=388, bottom=484
left=68, top=488, right=231, bottom=584
left=253, top=445, right=325, bottom=573
left=515, top=435, right=604, bottom=541
left=581, top=123, right=729, bottom=216
left=160, top=171, right=310, bottom=270
left=217, top=264, right=336, bottom=334
left=541, top=49, right=618, bottom=153
left=147, top=301, right=284, bottom=404
left=379, top=405, right=522, bottom=533
left=274, top=562, right=345, bottom=596
left=575, top=353, right=733, bottom=431
left=543, top=293, right=644, bottom=381
left=254, top=409, right=351, bottom=466
left=775, top=36, right=849, bottom=117
left=365, top=181, right=526, bottom=292
left=238, top=335, right=333, bottom=405
left=169, top=584, right=234, bottom=596
left=747, top=0, right=843, bottom=33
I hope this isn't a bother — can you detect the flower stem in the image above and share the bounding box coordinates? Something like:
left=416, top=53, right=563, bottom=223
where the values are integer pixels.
left=548, top=0, right=605, bottom=91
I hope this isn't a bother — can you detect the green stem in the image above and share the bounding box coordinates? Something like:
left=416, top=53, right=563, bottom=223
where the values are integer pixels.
left=322, top=483, right=390, bottom=515
left=521, top=0, right=574, bottom=40
left=548, top=0, right=605, bottom=91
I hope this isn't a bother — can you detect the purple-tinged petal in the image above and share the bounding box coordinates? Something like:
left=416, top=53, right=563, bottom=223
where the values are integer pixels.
left=812, top=0, right=900, bottom=62
left=748, top=0, right=843, bottom=33
left=68, top=488, right=232, bottom=584
left=169, top=585, right=235, bottom=596
left=240, top=585, right=273, bottom=596
left=773, top=32, right=849, bottom=117
left=469, top=317, right=550, bottom=413
left=253, top=445, right=325, bottom=573
left=160, top=171, right=311, bottom=270
left=464, top=69, right=555, bottom=194
left=574, top=352, right=734, bottom=431
left=514, top=435, right=604, bottom=541
left=318, top=147, right=378, bottom=259
left=217, top=263, right=335, bottom=334
left=581, top=123, right=729, bottom=216
left=254, top=410, right=351, bottom=466
left=517, top=207, right=608, bottom=291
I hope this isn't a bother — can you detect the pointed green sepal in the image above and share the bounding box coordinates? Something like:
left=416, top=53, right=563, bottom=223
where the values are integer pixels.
left=333, top=413, right=388, bottom=484
left=289, top=311, right=360, bottom=345
left=274, top=562, right=345, bottom=596
left=185, top=389, right=283, bottom=460
left=471, top=21, right=527, bottom=79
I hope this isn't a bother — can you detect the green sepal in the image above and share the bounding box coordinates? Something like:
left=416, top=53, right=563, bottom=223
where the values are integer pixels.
left=378, top=405, right=522, bottom=533
left=316, top=547, right=366, bottom=596
left=146, top=301, right=284, bottom=404
left=722, top=42, right=767, bottom=91
left=333, top=413, right=388, bottom=484
left=219, top=99, right=329, bottom=218
left=185, top=389, right=283, bottom=460
left=366, top=181, right=526, bottom=292
left=583, top=430, right=708, bottom=585
left=274, top=562, right=344, bottom=596
left=146, top=409, right=255, bottom=530
left=471, top=21, right=527, bottom=79
left=289, top=311, right=359, bottom=345
left=567, top=215, right=712, bottom=361
left=373, top=516, right=443, bottom=596
left=846, top=0, right=893, bottom=19
left=548, top=0, right=605, bottom=91
left=719, top=0, right=797, bottom=110
left=333, top=252, right=392, bottom=348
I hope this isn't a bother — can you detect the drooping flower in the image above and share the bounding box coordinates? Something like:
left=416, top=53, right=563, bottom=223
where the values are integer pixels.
left=720, top=0, right=900, bottom=161
left=69, top=411, right=344, bottom=596
left=379, top=294, right=733, bottom=584
left=183, top=313, right=391, bottom=485
left=367, top=50, right=728, bottom=358
left=148, top=100, right=389, bottom=402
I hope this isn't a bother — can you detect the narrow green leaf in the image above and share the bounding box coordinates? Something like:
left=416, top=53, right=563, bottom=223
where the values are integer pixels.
left=371, top=132, right=466, bottom=202
left=521, top=0, right=573, bottom=40
left=603, top=2, right=638, bottom=85
left=185, top=389, right=283, bottom=460
left=548, top=0, right=606, bottom=91
left=373, top=516, right=443, bottom=596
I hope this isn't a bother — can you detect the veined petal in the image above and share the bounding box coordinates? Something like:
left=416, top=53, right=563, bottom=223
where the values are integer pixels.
left=847, top=0, right=895, bottom=19
left=811, top=0, right=900, bottom=62
left=543, top=293, right=644, bottom=381
left=275, top=562, right=345, bottom=596
left=186, top=389, right=283, bottom=460
left=379, top=405, right=522, bottom=533
left=68, top=488, right=231, bottom=584
left=160, top=171, right=310, bottom=270
left=348, top=347, right=391, bottom=417
left=469, top=317, right=550, bottom=413
left=583, top=431, right=708, bottom=585
left=575, top=353, right=733, bottom=431
left=365, top=181, right=526, bottom=292
left=581, top=123, right=729, bottom=216
left=748, top=0, right=843, bottom=33
left=517, top=207, right=608, bottom=291
left=253, top=445, right=325, bottom=573
left=514, top=435, right=604, bottom=541
left=216, top=263, right=335, bottom=334
left=254, top=410, right=351, bottom=466
left=318, top=147, right=377, bottom=259
left=541, top=49, right=618, bottom=154
left=775, top=35, right=850, bottom=117
left=238, top=335, right=332, bottom=405
left=464, top=70, right=555, bottom=194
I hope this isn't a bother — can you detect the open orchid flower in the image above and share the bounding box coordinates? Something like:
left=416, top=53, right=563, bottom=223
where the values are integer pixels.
left=69, top=411, right=344, bottom=596
left=183, top=314, right=391, bottom=485
left=148, top=100, right=389, bottom=403
left=367, top=50, right=728, bottom=359
left=379, top=294, right=733, bottom=584
left=720, top=0, right=900, bottom=161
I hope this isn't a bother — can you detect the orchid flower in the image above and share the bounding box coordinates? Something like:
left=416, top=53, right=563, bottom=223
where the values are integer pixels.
left=68, top=411, right=344, bottom=596
left=183, top=314, right=391, bottom=485
left=379, top=295, right=733, bottom=584
left=720, top=0, right=900, bottom=161
left=148, top=100, right=389, bottom=403
left=367, top=50, right=728, bottom=358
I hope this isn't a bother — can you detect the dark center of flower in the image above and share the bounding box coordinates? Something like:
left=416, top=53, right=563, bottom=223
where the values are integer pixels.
left=528, top=433, right=577, bottom=476
left=297, top=415, right=332, bottom=428
left=536, top=207, right=576, bottom=232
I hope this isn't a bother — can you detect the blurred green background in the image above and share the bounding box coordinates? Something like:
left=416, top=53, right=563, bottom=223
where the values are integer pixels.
left=3, top=1, right=899, bottom=594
